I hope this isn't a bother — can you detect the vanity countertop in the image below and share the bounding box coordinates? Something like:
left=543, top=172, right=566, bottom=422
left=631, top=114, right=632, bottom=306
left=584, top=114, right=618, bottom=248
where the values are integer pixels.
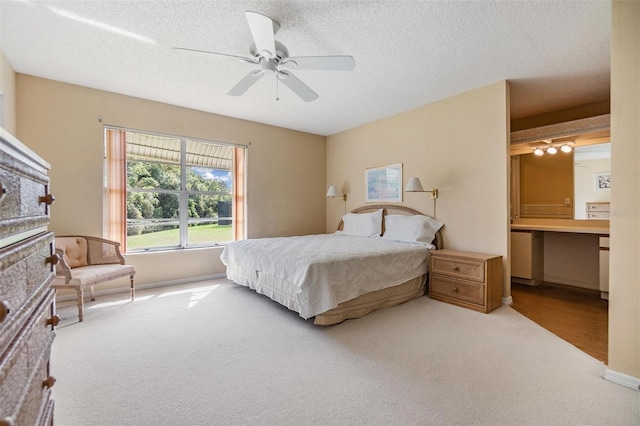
left=511, top=222, right=609, bottom=235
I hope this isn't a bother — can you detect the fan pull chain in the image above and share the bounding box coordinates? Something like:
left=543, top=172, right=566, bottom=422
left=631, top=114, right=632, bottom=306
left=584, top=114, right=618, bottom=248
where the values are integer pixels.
left=276, top=74, right=280, bottom=101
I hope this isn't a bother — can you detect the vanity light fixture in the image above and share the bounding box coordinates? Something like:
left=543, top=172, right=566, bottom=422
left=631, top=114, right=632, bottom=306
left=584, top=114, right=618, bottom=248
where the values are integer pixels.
left=532, top=141, right=573, bottom=156
left=405, top=177, right=439, bottom=218
left=326, top=185, right=347, bottom=213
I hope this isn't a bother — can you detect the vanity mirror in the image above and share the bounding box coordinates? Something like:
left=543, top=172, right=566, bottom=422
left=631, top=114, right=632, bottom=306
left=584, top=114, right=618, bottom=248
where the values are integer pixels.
left=574, top=143, right=611, bottom=219
left=509, top=115, right=610, bottom=221
left=511, top=142, right=610, bottom=220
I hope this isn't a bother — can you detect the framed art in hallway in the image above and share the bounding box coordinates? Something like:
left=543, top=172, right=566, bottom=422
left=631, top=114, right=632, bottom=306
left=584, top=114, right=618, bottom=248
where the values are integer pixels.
left=365, top=163, right=402, bottom=203
left=595, top=172, right=611, bottom=191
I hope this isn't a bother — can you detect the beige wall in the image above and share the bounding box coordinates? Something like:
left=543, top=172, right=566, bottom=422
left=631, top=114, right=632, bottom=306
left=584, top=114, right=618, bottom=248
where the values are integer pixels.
left=15, top=75, right=326, bottom=290
left=609, top=0, right=640, bottom=381
left=543, top=232, right=600, bottom=290
left=0, top=50, right=16, bottom=134
left=327, top=81, right=511, bottom=298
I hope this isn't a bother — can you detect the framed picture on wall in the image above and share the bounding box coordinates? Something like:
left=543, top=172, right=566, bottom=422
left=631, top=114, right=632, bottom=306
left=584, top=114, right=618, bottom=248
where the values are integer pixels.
left=365, top=163, right=403, bottom=202
left=595, top=172, right=611, bottom=191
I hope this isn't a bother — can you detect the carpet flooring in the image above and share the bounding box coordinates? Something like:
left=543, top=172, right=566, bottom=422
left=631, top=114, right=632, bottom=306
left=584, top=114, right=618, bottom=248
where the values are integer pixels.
left=51, top=279, right=639, bottom=426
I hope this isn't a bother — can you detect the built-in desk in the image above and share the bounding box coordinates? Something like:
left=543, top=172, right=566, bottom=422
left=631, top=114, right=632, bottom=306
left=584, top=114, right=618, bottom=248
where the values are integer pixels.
left=510, top=221, right=609, bottom=296
left=511, top=223, right=609, bottom=234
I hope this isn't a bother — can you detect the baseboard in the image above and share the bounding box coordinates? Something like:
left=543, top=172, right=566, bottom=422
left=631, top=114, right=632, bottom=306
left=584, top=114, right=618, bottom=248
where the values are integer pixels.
left=54, top=273, right=228, bottom=303
left=604, top=368, right=640, bottom=391
left=542, top=275, right=599, bottom=291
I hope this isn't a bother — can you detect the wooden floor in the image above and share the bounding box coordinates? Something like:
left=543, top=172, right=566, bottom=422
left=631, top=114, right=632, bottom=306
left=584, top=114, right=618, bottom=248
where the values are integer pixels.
left=510, top=283, right=609, bottom=364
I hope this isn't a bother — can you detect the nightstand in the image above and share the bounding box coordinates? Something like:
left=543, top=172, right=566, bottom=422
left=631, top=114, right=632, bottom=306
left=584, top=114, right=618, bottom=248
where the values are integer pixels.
left=429, top=249, right=503, bottom=313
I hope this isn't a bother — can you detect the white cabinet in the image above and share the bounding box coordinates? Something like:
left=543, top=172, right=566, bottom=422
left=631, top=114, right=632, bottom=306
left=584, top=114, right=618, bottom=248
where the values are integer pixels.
left=511, top=230, right=544, bottom=286
left=599, top=236, right=610, bottom=299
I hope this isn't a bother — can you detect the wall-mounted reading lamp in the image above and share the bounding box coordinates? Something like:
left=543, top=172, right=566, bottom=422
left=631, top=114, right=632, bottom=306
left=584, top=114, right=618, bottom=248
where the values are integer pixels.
left=404, top=177, right=438, bottom=218
left=326, top=185, right=347, bottom=214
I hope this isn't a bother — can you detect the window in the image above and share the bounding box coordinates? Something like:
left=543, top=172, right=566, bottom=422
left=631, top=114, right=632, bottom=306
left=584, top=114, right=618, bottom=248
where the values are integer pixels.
left=105, top=128, right=245, bottom=252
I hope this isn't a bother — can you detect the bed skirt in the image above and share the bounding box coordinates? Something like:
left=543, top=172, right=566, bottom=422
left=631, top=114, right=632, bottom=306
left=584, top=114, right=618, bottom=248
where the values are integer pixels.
left=313, top=274, right=427, bottom=325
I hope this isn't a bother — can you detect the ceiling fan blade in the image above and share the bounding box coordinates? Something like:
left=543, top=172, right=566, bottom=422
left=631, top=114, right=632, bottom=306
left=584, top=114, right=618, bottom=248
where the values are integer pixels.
left=245, top=11, right=279, bottom=58
left=282, top=55, right=356, bottom=71
left=277, top=71, right=319, bottom=102
left=173, top=47, right=257, bottom=64
left=228, top=70, right=264, bottom=96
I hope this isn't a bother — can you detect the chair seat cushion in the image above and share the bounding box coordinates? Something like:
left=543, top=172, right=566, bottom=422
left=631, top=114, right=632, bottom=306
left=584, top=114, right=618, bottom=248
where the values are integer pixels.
left=55, top=264, right=136, bottom=287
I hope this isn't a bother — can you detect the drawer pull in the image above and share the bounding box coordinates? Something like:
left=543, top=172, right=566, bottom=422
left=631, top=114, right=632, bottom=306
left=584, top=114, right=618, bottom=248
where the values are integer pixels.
left=0, top=300, right=9, bottom=323
left=39, top=193, right=55, bottom=205
left=47, top=315, right=61, bottom=327
left=452, top=266, right=459, bottom=271
left=43, top=376, right=56, bottom=389
left=45, top=254, right=60, bottom=265
left=452, top=287, right=458, bottom=293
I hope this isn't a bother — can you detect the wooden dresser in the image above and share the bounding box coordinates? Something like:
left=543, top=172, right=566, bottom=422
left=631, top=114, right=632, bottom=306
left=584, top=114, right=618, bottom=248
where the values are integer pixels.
left=0, top=128, right=58, bottom=425
left=429, top=249, right=503, bottom=313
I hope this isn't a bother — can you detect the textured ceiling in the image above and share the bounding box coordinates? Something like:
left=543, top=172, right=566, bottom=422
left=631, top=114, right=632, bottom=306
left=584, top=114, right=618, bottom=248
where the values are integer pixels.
left=0, top=0, right=611, bottom=136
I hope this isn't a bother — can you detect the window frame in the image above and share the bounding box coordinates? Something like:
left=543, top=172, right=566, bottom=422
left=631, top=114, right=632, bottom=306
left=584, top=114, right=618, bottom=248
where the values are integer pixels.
left=104, top=126, right=246, bottom=253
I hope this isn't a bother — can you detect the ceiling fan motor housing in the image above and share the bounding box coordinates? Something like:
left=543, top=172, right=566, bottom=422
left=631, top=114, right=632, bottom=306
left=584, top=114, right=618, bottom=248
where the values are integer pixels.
left=251, top=41, right=289, bottom=66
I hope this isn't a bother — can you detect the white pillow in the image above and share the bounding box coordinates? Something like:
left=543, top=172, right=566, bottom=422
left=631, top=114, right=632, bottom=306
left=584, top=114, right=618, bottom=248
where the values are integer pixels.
left=340, top=209, right=383, bottom=237
left=382, top=214, right=443, bottom=248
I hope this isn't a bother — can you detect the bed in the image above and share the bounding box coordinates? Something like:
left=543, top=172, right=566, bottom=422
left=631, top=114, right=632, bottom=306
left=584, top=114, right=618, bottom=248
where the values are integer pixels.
left=220, top=205, right=443, bottom=325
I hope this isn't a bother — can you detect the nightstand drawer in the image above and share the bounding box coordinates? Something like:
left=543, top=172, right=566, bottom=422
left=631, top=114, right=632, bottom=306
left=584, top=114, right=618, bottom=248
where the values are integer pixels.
left=430, top=275, right=484, bottom=306
left=431, top=256, right=484, bottom=283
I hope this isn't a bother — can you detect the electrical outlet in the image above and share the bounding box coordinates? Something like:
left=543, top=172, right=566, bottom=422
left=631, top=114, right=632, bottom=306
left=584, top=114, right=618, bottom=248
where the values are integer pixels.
left=565, top=197, right=571, bottom=205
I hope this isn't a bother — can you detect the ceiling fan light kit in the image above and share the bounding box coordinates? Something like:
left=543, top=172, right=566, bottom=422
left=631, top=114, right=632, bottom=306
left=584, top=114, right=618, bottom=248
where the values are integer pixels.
left=175, top=11, right=355, bottom=102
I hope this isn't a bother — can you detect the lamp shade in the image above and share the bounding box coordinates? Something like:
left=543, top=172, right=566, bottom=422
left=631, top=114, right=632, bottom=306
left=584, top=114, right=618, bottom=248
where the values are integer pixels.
left=326, top=186, right=340, bottom=197
left=404, top=177, right=424, bottom=192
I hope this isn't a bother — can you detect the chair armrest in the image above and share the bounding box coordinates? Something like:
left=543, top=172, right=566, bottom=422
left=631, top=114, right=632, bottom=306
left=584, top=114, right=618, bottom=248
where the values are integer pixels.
left=84, top=236, right=126, bottom=265
left=55, top=248, right=73, bottom=283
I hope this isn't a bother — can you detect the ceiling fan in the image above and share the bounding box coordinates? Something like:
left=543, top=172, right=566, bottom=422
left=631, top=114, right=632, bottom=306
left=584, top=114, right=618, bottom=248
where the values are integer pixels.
left=174, top=11, right=355, bottom=102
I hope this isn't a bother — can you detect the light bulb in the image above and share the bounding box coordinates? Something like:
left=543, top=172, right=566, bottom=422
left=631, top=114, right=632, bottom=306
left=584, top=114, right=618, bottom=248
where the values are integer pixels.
left=561, top=144, right=572, bottom=153
left=534, top=148, right=544, bottom=156
left=547, top=146, right=558, bottom=154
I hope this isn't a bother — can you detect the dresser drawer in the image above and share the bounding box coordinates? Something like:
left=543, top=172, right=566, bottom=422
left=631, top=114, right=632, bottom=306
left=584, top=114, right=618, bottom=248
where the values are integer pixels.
left=0, top=325, right=30, bottom=420
left=587, top=211, right=610, bottom=219
left=0, top=152, right=52, bottom=242
left=27, top=290, right=56, bottom=372
left=0, top=233, right=56, bottom=353
left=586, top=202, right=610, bottom=212
left=430, top=275, right=484, bottom=306
left=0, top=292, right=56, bottom=426
left=431, top=256, right=485, bottom=283
left=12, top=343, right=54, bottom=426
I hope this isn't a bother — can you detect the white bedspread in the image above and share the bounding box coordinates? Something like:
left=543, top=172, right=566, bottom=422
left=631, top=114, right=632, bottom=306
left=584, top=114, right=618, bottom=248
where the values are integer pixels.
left=220, top=233, right=431, bottom=319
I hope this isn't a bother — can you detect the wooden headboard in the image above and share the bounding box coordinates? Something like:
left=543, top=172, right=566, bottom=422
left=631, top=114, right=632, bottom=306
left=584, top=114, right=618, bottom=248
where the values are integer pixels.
left=336, top=204, right=443, bottom=249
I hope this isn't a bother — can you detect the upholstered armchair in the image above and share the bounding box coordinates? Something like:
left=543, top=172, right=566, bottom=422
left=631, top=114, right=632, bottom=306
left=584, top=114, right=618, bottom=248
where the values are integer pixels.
left=52, top=236, right=136, bottom=322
